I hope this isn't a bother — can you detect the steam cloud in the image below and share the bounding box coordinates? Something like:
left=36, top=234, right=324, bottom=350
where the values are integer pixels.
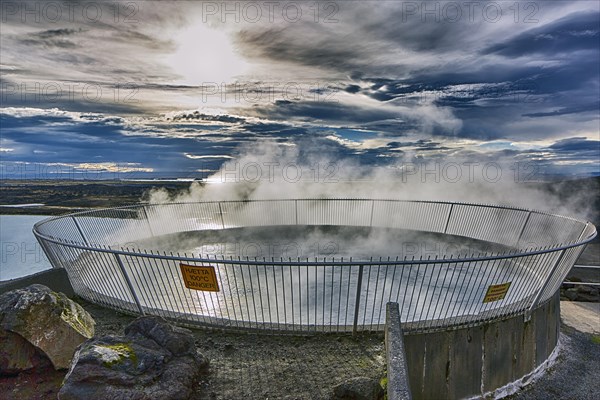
left=123, top=140, right=597, bottom=260
left=146, top=140, right=597, bottom=220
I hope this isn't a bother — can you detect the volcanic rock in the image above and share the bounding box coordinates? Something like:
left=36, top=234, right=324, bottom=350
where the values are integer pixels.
left=59, top=315, right=208, bottom=400
left=0, top=284, right=95, bottom=373
left=332, top=376, right=384, bottom=400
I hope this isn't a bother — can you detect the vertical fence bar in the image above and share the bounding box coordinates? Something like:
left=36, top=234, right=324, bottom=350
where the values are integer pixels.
left=353, top=264, right=364, bottom=336
left=443, top=203, right=454, bottom=234
left=295, top=199, right=299, bottom=225
left=218, top=202, right=225, bottom=229
left=536, top=223, right=590, bottom=304
left=71, top=216, right=90, bottom=246
left=369, top=200, right=375, bottom=227
left=526, top=249, right=566, bottom=320
left=114, top=253, right=145, bottom=315
left=516, top=211, right=532, bottom=246
left=142, top=205, right=155, bottom=237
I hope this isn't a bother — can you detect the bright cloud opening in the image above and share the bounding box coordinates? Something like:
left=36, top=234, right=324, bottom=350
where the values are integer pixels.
left=166, top=22, right=248, bottom=85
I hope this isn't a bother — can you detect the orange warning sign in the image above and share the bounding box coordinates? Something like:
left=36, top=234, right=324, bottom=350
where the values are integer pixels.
left=179, top=263, right=220, bottom=292
left=483, top=282, right=511, bottom=303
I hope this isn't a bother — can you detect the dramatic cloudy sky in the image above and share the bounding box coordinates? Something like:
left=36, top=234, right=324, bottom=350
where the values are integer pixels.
left=0, top=0, right=598, bottom=179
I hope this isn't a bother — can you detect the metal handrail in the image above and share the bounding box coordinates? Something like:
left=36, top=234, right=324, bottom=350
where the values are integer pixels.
left=562, top=282, right=600, bottom=286
left=571, top=264, right=600, bottom=269
left=29, top=236, right=596, bottom=267
left=33, top=198, right=592, bottom=226
left=33, top=199, right=597, bottom=265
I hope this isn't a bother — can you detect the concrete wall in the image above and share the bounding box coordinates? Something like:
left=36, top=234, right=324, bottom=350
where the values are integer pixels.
left=400, top=294, right=560, bottom=399
left=0, top=268, right=74, bottom=297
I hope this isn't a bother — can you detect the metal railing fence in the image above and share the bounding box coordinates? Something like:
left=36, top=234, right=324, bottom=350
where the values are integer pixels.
left=33, top=199, right=596, bottom=334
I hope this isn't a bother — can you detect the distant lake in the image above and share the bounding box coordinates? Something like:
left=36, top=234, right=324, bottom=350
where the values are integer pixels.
left=0, top=215, right=52, bottom=280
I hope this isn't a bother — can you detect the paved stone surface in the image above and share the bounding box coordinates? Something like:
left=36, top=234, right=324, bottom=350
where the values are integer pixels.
left=560, top=301, right=600, bottom=334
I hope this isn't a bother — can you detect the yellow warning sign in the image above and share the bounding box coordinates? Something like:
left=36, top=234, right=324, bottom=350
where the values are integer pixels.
left=180, top=264, right=220, bottom=292
left=483, top=282, right=511, bottom=303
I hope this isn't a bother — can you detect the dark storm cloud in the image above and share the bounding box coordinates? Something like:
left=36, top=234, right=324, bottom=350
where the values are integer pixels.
left=250, top=101, right=398, bottom=124
left=385, top=139, right=449, bottom=151
left=0, top=77, right=145, bottom=114
left=18, top=28, right=81, bottom=48
left=523, top=102, right=600, bottom=118
left=169, top=112, right=246, bottom=123
left=235, top=26, right=365, bottom=72
left=483, top=11, right=600, bottom=57
left=232, top=4, right=599, bottom=142
left=33, top=28, right=79, bottom=39
left=344, top=85, right=361, bottom=94
left=549, top=137, right=600, bottom=153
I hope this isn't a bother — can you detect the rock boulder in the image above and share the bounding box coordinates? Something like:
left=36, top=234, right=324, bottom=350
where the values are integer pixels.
left=0, top=328, right=52, bottom=375
left=59, top=316, right=208, bottom=400
left=0, top=284, right=95, bottom=373
left=332, top=376, right=384, bottom=400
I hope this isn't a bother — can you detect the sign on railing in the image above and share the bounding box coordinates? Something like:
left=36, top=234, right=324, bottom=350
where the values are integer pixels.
left=179, top=263, right=220, bottom=292
left=483, top=282, right=511, bottom=303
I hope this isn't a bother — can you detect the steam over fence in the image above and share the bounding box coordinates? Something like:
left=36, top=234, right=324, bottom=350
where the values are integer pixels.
left=33, top=199, right=596, bottom=333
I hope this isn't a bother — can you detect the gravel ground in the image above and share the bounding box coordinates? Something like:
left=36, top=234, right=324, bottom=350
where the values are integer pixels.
left=2, top=298, right=598, bottom=399
left=192, top=332, right=385, bottom=400
left=88, top=300, right=388, bottom=400
left=507, top=325, right=600, bottom=400
left=40, top=299, right=386, bottom=400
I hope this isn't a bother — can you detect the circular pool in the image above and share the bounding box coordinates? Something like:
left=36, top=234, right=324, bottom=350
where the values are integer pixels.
left=33, top=199, right=596, bottom=334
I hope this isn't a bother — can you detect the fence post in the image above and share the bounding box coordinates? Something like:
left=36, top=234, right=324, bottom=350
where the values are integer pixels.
left=385, top=302, right=412, bottom=400
left=526, top=249, right=566, bottom=320
left=527, top=222, right=590, bottom=320
left=142, top=205, right=155, bottom=237
left=369, top=200, right=375, bottom=227
left=295, top=199, right=298, bottom=225
left=353, top=264, right=364, bottom=336
left=218, top=202, right=225, bottom=229
left=114, top=253, right=145, bottom=315
left=443, top=203, right=454, bottom=234
left=71, top=216, right=89, bottom=246
left=516, top=211, right=532, bottom=246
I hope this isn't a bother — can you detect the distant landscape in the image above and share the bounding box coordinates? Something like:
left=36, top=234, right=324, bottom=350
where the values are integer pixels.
left=1, top=177, right=598, bottom=222
left=1, top=177, right=598, bottom=267
left=0, top=180, right=193, bottom=215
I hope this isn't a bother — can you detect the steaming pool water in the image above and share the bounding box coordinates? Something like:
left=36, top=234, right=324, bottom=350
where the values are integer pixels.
left=135, top=226, right=510, bottom=260
left=69, top=226, right=536, bottom=328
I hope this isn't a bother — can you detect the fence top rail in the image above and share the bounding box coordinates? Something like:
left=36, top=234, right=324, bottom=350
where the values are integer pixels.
left=32, top=198, right=597, bottom=265
left=32, top=233, right=596, bottom=267
left=33, top=197, right=592, bottom=226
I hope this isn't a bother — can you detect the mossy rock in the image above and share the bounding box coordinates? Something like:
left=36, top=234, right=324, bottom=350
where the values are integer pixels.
left=0, top=284, right=95, bottom=370
left=60, top=316, right=208, bottom=400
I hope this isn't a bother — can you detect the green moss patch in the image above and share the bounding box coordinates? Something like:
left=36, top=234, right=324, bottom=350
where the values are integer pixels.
left=93, top=343, right=137, bottom=367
